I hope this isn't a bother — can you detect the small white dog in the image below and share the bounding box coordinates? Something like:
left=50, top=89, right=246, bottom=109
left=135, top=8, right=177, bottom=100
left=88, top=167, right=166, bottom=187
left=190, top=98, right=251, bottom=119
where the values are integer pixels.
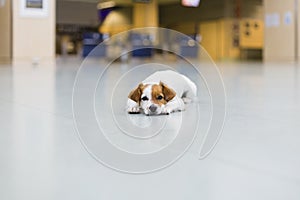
left=127, top=70, right=197, bottom=115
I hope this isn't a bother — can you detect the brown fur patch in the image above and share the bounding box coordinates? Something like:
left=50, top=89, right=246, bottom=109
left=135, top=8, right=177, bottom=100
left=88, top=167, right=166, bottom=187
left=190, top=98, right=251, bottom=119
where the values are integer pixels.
left=160, top=82, right=176, bottom=102
left=128, top=83, right=148, bottom=104
left=151, top=84, right=167, bottom=105
left=151, top=82, right=176, bottom=105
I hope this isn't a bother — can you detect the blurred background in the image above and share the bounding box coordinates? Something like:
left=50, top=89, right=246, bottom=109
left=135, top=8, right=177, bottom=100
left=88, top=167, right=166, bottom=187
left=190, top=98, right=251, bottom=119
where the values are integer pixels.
left=1, top=1, right=300, bottom=200
left=0, top=0, right=296, bottom=63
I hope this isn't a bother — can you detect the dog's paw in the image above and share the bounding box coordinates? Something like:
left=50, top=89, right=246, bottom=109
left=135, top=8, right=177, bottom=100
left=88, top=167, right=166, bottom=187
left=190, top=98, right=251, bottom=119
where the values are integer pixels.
left=161, top=107, right=173, bottom=115
left=127, top=98, right=140, bottom=114
left=127, top=106, right=140, bottom=114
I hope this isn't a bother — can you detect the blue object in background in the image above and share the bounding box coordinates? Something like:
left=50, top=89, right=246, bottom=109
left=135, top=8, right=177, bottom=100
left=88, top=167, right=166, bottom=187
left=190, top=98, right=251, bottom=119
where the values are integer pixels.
left=132, top=48, right=153, bottom=57
left=82, top=32, right=106, bottom=57
left=177, top=35, right=199, bottom=58
left=130, top=33, right=153, bottom=57
left=98, top=8, right=113, bottom=23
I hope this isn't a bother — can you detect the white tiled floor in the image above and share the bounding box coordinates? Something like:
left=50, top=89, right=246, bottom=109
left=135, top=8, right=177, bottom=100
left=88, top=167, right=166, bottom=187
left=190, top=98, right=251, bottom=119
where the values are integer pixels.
left=0, top=57, right=300, bottom=200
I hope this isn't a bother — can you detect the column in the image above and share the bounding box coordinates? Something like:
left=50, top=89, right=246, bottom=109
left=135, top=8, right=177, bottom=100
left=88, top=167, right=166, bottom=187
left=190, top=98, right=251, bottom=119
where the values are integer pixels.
left=133, top=0, right=158, bottom=28
left=264, top=0, right=295, bottom=61
left=0, top=0, right=11, bottom=63
left=12, top=0, right=56, bottom=64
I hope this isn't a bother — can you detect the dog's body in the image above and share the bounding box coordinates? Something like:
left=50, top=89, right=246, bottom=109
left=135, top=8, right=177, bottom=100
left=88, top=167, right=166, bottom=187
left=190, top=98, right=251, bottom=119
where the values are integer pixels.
left=127, top=70, right=197, bottom=115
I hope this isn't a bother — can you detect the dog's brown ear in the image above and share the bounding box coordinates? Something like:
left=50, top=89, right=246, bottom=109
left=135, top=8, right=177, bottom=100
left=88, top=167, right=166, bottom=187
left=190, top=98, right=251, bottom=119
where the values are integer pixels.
left=160, top=81, right=176, bottom=102
left=128, top=83, right=143, bottom=103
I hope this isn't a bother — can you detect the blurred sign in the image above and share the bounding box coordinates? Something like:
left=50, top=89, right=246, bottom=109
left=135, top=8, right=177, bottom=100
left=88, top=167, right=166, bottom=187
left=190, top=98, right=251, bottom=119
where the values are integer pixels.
left=284, top=11, right=292, bottom=25
left=0, top=0, right=6, bottom=7
left=20, top=0, right=48, bottom=18
left=265, top=13, right=280, bottom=27
left=26, top=0, right=43, bottom=8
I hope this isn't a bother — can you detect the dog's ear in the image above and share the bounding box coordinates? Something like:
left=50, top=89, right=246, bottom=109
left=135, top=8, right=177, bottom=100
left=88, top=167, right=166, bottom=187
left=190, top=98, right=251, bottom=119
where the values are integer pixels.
left=128, top=83, right=143, bottom=103
left=160, top=81, right=176, bottom=102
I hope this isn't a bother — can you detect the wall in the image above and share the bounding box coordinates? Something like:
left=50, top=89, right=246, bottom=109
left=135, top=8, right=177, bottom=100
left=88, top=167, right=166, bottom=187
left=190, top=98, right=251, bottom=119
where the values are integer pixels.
left=199, top=20, right=219, bottom=60
left=242, top=0, right=264, bottom=19
left=133, top=0, right=158, bottom=28
left=298, top=0, right=300, bottom=60
left=224, top=0, right=263, bottom=19
left=160, top=0, right=262, bottom=26
left=56, top=1, right=98, bottom=26
left=0, top=0, right=11, bottom=63
left=159, top=1, right=225, bottom=26
left=199, top=18, right=240, bottom=61
left=239, top=18, right=264, bottom=49
left=56, top=1, right=132, bottom=35
left=160, top=0, right=263, bottom=61
left=264, top=0, right=295, bottom=61
left=13, top=0, right=56, bottom=63
left=169, top=22, right=197, bottom=35
left=218, top=19, right=241, bottom=59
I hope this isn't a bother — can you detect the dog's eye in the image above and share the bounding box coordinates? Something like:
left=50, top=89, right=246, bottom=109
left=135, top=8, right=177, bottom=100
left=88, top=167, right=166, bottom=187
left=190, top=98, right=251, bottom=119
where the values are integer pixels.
left=141, top=96, right=149, bottom=101
left=157, top=95, right=163, bottom=100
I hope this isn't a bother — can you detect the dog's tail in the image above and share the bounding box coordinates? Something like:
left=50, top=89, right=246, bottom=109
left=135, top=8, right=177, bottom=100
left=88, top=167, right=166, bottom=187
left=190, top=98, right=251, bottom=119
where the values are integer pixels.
left=182, top=75, right=198, bottom=103
left=183, top=76, right=197, bottom=96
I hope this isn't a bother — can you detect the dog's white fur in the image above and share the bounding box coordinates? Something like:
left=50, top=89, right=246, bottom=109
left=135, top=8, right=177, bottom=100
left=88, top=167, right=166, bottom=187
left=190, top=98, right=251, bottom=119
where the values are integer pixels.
left=127, top=70, right=197, bottom=115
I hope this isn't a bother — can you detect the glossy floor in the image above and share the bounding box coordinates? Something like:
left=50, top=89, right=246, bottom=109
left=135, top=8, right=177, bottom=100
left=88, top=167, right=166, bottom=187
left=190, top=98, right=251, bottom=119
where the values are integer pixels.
left=0, top=57, right=299, bottom=200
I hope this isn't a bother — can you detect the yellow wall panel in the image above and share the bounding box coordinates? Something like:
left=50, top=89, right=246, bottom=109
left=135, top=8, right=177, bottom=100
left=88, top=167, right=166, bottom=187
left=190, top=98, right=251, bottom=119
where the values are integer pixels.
left=240, top=19, right=264, bottom=49
left=199, top=21, right=218, bottom=60
left=170, top=22, right=197, bottom=35
left=0, top=0, right=11, bottom=63
left=199, top=18, right=241, bottom=61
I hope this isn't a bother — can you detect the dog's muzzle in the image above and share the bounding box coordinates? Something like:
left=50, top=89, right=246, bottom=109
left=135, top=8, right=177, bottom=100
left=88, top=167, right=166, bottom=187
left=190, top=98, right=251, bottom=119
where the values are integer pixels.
left=149, top=105, right=157, bottom=113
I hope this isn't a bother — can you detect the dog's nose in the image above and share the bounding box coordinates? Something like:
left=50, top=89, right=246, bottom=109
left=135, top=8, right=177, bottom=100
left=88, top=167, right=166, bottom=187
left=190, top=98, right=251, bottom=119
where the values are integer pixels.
left=149, top=105, right=157, bottom=113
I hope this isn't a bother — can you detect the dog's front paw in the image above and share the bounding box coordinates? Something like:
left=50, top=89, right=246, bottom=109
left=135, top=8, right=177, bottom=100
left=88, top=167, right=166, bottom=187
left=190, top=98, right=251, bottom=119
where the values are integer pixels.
left=127, top=106, right=140, bottom=114
left=161, top=107, right=173, bottom=115
left=126, top=99, right=140, bottom=114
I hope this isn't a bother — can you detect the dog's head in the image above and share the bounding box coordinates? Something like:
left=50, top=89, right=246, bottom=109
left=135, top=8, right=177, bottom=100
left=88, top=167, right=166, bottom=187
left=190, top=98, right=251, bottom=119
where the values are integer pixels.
left=128, top=82, right=176, bottom=115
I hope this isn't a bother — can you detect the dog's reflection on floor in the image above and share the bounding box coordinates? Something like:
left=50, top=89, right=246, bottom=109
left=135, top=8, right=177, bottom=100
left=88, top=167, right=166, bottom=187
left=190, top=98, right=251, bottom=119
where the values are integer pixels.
left=126, top=113, right=153, bottom=128
left=125, top=112, right=182, bottom=136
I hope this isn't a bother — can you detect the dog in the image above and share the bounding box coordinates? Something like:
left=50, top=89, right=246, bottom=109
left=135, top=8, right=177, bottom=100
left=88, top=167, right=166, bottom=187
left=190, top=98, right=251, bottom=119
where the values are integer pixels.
left=126, top=70, right=197, bottom=115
